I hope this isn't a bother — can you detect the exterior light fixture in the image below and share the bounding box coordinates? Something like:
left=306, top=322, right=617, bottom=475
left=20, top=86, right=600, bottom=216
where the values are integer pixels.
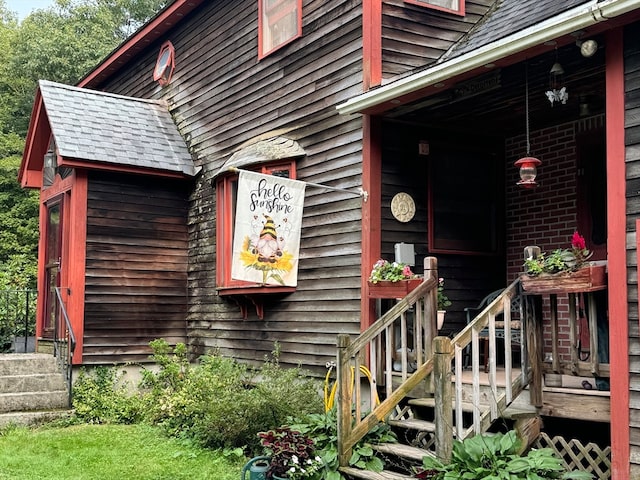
left=43, top=149, right=57, bottom=187
left=515, top=157, right=541, bottom=188
left=577, top=39, right=598, bottom=57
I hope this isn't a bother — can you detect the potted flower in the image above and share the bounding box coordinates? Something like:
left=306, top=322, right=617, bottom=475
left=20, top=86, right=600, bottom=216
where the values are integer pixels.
left=257, top=426, right=323, bottom=480
left=437, top=278, right=451, bottom=329
left=521, top=231, right=605, bottom=293
left=367, top=259, right=422, bottom=299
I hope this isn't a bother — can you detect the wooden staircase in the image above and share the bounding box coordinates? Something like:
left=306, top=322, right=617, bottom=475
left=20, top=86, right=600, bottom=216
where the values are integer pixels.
left=0, top=353, right=71, bottom=428
left=336, top=257, right=535, bottom=478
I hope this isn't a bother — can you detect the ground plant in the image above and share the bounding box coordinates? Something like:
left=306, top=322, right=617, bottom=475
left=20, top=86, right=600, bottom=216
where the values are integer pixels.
left=289, top=408, right=397, bottom=480
left=416, top=430, right=593, bottom=480
left=71, top=340, right=324, bottom=454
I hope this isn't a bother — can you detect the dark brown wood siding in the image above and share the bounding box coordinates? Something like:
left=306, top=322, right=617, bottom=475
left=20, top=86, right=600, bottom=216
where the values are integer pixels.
left=626, top=22, right=640, bottom=474
left=381, top=0, right=494, bottom=80
left=93, top=0, right=365, bottom=373
left=379, top=121, right=505, bottom=335
left=83, top=172, right=189, bottom=364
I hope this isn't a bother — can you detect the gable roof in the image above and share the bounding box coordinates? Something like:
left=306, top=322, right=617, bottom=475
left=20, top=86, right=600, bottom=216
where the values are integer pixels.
left=338, top=0, right=640, bottom=115
left=447, top=0, right=592, bottom=60
left=37, top=80, right=195, bottom=177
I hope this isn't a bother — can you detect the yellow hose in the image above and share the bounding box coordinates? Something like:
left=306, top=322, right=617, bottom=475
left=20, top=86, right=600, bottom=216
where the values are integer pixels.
left=324, top=363, right=380, bottom=412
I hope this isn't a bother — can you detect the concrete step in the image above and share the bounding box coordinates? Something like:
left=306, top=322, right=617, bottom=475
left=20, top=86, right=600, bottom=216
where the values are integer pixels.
left=0, top=409, right=71, bottom=428
left=0, top=373, right=67, bottom=393
left=0, top=354, right=60, bottom=376
left=0, top=391, right=69, bottom=413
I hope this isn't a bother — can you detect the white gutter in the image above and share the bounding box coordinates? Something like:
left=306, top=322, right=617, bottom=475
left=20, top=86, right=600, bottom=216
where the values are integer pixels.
left=337, top=0, right=640, bottom=115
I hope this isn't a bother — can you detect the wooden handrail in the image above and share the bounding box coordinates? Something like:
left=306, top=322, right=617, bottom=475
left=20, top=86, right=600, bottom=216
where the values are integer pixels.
left=336, top=270, right=530, bottom=466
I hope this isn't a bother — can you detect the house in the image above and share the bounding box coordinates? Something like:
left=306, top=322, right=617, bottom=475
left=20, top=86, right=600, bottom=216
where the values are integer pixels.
left=16, top=0, right=640, bottom=476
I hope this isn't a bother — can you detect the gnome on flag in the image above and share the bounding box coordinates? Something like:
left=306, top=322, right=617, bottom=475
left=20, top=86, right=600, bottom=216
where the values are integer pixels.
left=231, top=170, right=305, bottom=286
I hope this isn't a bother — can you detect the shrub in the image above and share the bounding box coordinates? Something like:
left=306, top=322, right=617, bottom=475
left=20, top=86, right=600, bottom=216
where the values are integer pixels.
left=137, top=340, right=324, bottom=452
left=72, top=366, right=143, bottom=424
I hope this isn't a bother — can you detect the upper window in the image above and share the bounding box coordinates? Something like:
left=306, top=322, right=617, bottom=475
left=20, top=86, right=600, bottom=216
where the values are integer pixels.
left=258, top=0, right=302, bottom=59
left=404, top=0, right=464, bottom=16
left=216, top=161, right=297, bottom=291
left=153, top=41, right=175, bottom=86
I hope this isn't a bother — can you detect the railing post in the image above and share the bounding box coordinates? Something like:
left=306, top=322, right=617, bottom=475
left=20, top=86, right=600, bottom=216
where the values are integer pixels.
left=336, top=334, right=353, bottom=467
left=424, top=257, right=438, bottom=348
left=524, top=295, right=543, bottom=407
left=433, top=336, right=453, bottom=462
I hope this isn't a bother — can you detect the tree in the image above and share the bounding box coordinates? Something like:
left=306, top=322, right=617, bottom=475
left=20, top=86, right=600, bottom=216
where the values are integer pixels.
left=0, top=0, right=168, bottom=290
left=1, top=0, right=168, bottom=135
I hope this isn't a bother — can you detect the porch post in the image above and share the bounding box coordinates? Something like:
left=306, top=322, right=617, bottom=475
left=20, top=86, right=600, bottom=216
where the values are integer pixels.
left=433, top=336, right=453, bottom=462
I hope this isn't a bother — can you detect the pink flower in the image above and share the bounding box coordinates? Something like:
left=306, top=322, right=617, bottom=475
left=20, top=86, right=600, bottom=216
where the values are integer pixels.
left=402, top=265, right=414, bottom=277
left=571, top=231, right=586, bottom=250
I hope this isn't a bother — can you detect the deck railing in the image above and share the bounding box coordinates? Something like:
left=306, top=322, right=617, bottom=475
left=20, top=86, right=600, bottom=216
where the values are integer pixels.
left=0, top=289, right=37, bottom=353
left=336, top=260, right=529, bottom=465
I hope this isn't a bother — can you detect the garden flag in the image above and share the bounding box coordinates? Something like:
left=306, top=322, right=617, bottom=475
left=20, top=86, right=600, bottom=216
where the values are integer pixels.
left=232, top=170, right=306, bottom=286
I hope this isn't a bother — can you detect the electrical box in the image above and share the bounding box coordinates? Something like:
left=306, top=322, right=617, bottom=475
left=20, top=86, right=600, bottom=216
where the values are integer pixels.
left=394, top=243, right=415, bottom=266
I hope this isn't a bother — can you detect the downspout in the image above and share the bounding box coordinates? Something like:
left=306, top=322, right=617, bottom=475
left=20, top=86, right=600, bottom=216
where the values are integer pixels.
left=337, top=0, right=640, bottom=115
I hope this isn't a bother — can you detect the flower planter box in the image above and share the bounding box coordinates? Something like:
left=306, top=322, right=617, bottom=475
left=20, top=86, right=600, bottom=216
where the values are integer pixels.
left=367, top=279, right=422, bottom=299
left=520, top=263, right=606, bottom=294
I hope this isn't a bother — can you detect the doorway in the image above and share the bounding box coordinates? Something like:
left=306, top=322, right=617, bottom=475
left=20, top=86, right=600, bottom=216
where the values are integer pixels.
left=42, top=197, right=63, bottom=338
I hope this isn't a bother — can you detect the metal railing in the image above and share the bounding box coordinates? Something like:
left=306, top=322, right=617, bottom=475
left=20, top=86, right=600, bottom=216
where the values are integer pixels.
left=0, top=289, right=37, bottom=353
left=54, top=287, right=76, bottom=404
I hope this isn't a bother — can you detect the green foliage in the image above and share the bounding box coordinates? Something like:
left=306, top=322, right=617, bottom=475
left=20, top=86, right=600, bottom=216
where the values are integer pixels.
left=0, top=155, right=38, bottom=291
left=135, top=340, right=323, bottom=452
left=72, top=366, right=144, bottom=424
left=418, top=430, right=593, bottom=480
left=0, top=0, right=168, bottom=136
left=0, top=424, right=244, bottom=480
left=289, top=408, right=397, bottom=480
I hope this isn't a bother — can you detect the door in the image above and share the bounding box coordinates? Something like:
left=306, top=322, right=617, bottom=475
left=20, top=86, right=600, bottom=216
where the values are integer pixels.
left=42, top=198, right=63, bottom=338
left=577, top=129, right=607, bottom=260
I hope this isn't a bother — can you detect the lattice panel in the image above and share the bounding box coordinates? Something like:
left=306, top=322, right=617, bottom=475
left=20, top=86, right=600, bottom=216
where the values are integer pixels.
left=534, top=432, right=611, bottom=479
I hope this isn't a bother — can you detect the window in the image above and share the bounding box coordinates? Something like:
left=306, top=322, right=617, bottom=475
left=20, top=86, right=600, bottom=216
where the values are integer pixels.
left=258, top=0, right=302, bottom=59
left=404, top=0, right=464, bottom=16
left=153, top=41, right=175, bottom=86
left=428, top=145, right=501, bottom=255
left=216, top=161, right=297, bottom=291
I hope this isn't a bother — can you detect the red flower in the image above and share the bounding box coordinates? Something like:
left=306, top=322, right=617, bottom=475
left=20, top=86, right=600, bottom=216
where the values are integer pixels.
left=571, top=231, right=586, bottom=251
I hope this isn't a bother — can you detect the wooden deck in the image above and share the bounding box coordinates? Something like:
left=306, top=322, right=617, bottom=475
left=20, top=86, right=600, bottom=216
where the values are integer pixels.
left=454, top=369, right=611, bottom=424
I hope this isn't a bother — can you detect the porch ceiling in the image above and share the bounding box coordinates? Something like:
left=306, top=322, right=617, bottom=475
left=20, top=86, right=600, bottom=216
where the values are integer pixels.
left=382, top=39, right=606, bottom=135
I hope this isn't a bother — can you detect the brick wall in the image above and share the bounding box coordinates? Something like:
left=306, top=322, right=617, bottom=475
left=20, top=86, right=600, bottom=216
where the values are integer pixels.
left=505, top=115, right=604, bottom=360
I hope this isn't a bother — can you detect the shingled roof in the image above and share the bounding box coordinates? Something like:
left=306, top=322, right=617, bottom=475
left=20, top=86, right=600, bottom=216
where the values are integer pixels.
left=447, top=0, right=593, bottom=59
left=39, top=80, right=196, bottom=177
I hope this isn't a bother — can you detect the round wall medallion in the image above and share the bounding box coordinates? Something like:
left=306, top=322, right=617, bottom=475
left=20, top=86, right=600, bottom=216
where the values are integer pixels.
left=391, top=192, right=415, bottom=223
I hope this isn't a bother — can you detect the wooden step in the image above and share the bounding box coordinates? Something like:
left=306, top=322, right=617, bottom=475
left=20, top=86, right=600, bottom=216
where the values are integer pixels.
left=339, top=466, right=415, bottom=479
left=388, top=417, right=435, bottom=433
left=371, top=442, right=429, bottom=462
left=408, top=397, right=538, bottom=419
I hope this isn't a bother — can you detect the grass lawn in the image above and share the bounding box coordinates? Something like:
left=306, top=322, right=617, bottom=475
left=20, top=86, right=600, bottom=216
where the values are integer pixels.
left=0, top=423, right=245, bottom=480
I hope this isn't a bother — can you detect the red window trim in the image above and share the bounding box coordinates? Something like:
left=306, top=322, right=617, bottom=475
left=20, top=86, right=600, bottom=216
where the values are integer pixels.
left=153, top=41, right=175, bottom=86
left=258, top=0, right=302, bottom=60
left=215, top=161, right=297, bottom=292
left=404, top=0, right=465, bottom=16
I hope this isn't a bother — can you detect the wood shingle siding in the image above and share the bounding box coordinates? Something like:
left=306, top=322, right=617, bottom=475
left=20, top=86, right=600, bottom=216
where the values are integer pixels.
left=626, top=21, right=640, bottom=473
left=92, top=0, right=364, bottom=373
left=381, top=0, right=494, bottom=80
left=82, top=173, right=189, bottom=363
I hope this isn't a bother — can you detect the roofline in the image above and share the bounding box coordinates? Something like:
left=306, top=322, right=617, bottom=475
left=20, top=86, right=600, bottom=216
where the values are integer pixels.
left=337, top=0, right=640, bottom=115
left=78, top=0, right=205, bottom=88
